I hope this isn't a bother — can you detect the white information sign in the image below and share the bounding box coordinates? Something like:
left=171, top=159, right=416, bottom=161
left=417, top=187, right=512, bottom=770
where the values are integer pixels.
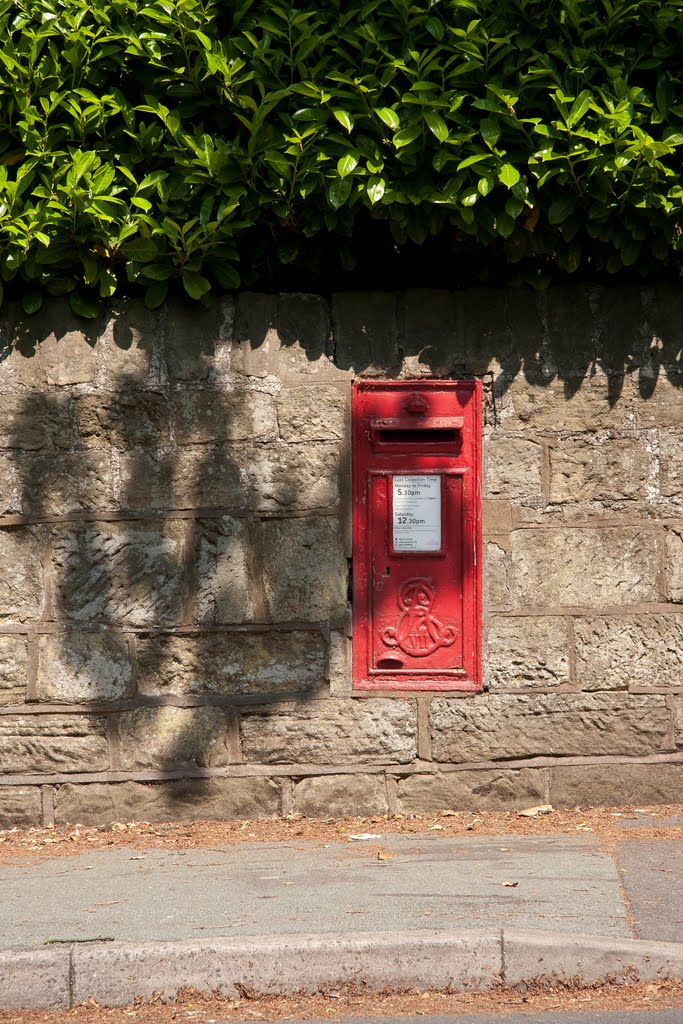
left=393, top=475, right=441, bottom=552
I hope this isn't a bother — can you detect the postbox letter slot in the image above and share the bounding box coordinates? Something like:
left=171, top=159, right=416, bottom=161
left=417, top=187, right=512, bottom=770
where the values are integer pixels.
left=376, top=427, right=458, bottom=445
left=371, top=416, right=464, bottom=448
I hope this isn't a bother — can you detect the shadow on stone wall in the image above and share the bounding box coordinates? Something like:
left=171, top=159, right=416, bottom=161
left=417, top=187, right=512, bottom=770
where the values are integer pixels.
left=4, top=334, right=337, bottom=807
left=270, top=286, right=683, bottom=404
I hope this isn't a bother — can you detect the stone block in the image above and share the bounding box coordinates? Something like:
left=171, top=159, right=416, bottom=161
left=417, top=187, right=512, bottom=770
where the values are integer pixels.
left=549, top=438, right=650, bottom=502
left=0, top=455, right=17, bottom=514
left=277, top=385, right=347, bottom=442
left=0, top=634, right=28, bottom=705
left=332, top=291, right=398, bottom=374
left=485, top=616, right=570, bottom=689
left=55, top=777, right=281, bottom=824
left=118, top=450, right=174, bottom=512
left=659, top=430, right=683, bottom=497
left=18, top=450, right=114, bottom=515
left=462, top=288, right=511, bottom=375
left=0, top=785, right=42, bottom=826
left=72, top=933, right=502, bottom=1006
left=666, top=529, right=683, bottom=602
left=0, top=393, right=72, bottom=450
left=260, top=517, right=347, bottom=622
left=0, top=527, right=44, bottom=622
left=0, top=305, right=48, bottom=391
left=241, top=443, right=340, bottom=511
left=506, top=375, right=634, bottom=432
left=550, top=763, right=683, bottom=808
left=544, top=286, right=597, bottom=378
left=648, top=285, right=683, bottom=367
left=329, top=631, right=352, bottom=696
left=118, top=706, right=230, bottom=769
left=0, top=714, right=109, bottom=773
left=163, top=299, right=229, bottom=382
left=241, top=699, right=417, bottom=765
left=51, top=521, right=185, bottom=626
left=396, top=768, right=546, bottom=813
left=75, top=392, right=170, bottom=448
left=597, top=286, right=646, bottom=373
left=195, top=517, right=255, bottom=623
left=15, top=302, right=100, bottom=385
left=99, top=299, right=157, bottom=384
left=511, top=527, right=659, bottom=608
left=174, top=391, right=277, bottom=444
left=637, top=376, right=683, bottom=428
left=504, top=289, right=545, bottom=376
left=482, top=499, right=513, bottom=535
left=675, top=695, right=683, bottom=749
left=0, top=948, right=70, bottom=1011
left=574, top=615, right=683, bottom=690
left=430, top=693, right=669, bottom=762
left=136, top=630, right=325, bottom=697
left=484, top=437, right=542, bottom=500
left=484, top=541, right=511, bottom=611
left=0, top=303, right=101, bottom=387
left=401, top=289, right=463, bottom=375
left=36, top=631, right=134, bottom=703
left=293, top=774, right=389, bottom=816
left=503, top=931, right=683, bottom=988
left=120, top=448, right=242, bottom=512
left=230, top=293, right=278, bottom=377
left=276, top=293, right=334, bottom=376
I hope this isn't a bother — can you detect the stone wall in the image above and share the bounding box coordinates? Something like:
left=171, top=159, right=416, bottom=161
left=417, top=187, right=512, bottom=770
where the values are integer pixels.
left=0, top=286, right=682, bottom=826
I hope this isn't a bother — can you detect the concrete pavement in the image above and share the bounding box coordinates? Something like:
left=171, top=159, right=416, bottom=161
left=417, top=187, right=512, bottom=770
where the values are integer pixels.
left=0, top=830, right=681, bottom=1010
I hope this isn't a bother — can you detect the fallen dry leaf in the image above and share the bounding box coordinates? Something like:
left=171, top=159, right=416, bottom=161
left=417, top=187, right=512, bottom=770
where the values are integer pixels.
left=517, top=804, right=553, bottom=818
left=377, top=851, right=394, bottom=860
left=501, top=880, right=519, bottom=887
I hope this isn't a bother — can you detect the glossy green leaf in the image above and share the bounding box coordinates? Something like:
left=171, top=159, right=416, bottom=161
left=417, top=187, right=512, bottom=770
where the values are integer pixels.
left=182, top=270, right=211, bottom=299
left=375, top=107, right=400, bottom=130
left=337, top=153, right=359, bottom=177
left=393, top=125, right=422, bottom=149
left=328, top=177, right=352, bottom=209
left=144, top=281, right=168, bottom=308
left=21, top=287, right=42, bottom=315
left=480, top=118, right=501, bottom=147
left=498, top=164, right=520, bottom=188
left=367, top=176, right=385, bottom=203
left=548, top=196, right=576, bottom=225
left=69, top=292, right=101, bottom=319
left=334, top=110, right=354, bottom=133
left=424, top=111, right=449, bottom=143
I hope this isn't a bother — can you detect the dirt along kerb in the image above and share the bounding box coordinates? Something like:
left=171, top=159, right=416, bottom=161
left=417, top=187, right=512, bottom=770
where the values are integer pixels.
left=0, top=804, right=681, bottom=864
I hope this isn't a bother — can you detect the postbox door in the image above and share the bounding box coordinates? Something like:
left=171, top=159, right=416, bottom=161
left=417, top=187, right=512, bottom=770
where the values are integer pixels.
left=369, top=471, right=465, bottom=676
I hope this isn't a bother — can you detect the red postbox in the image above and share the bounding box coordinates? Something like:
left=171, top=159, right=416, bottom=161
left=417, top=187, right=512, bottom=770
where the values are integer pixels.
left=352, top=380, right=482, bottom=691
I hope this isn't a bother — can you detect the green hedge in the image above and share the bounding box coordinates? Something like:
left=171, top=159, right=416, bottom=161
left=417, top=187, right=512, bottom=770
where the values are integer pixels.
left=1, top=0, right=683, bottom=314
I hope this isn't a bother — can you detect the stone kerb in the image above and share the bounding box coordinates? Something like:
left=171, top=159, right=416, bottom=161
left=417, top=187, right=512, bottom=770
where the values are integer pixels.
left=0, top=286, right=681, bottom=826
